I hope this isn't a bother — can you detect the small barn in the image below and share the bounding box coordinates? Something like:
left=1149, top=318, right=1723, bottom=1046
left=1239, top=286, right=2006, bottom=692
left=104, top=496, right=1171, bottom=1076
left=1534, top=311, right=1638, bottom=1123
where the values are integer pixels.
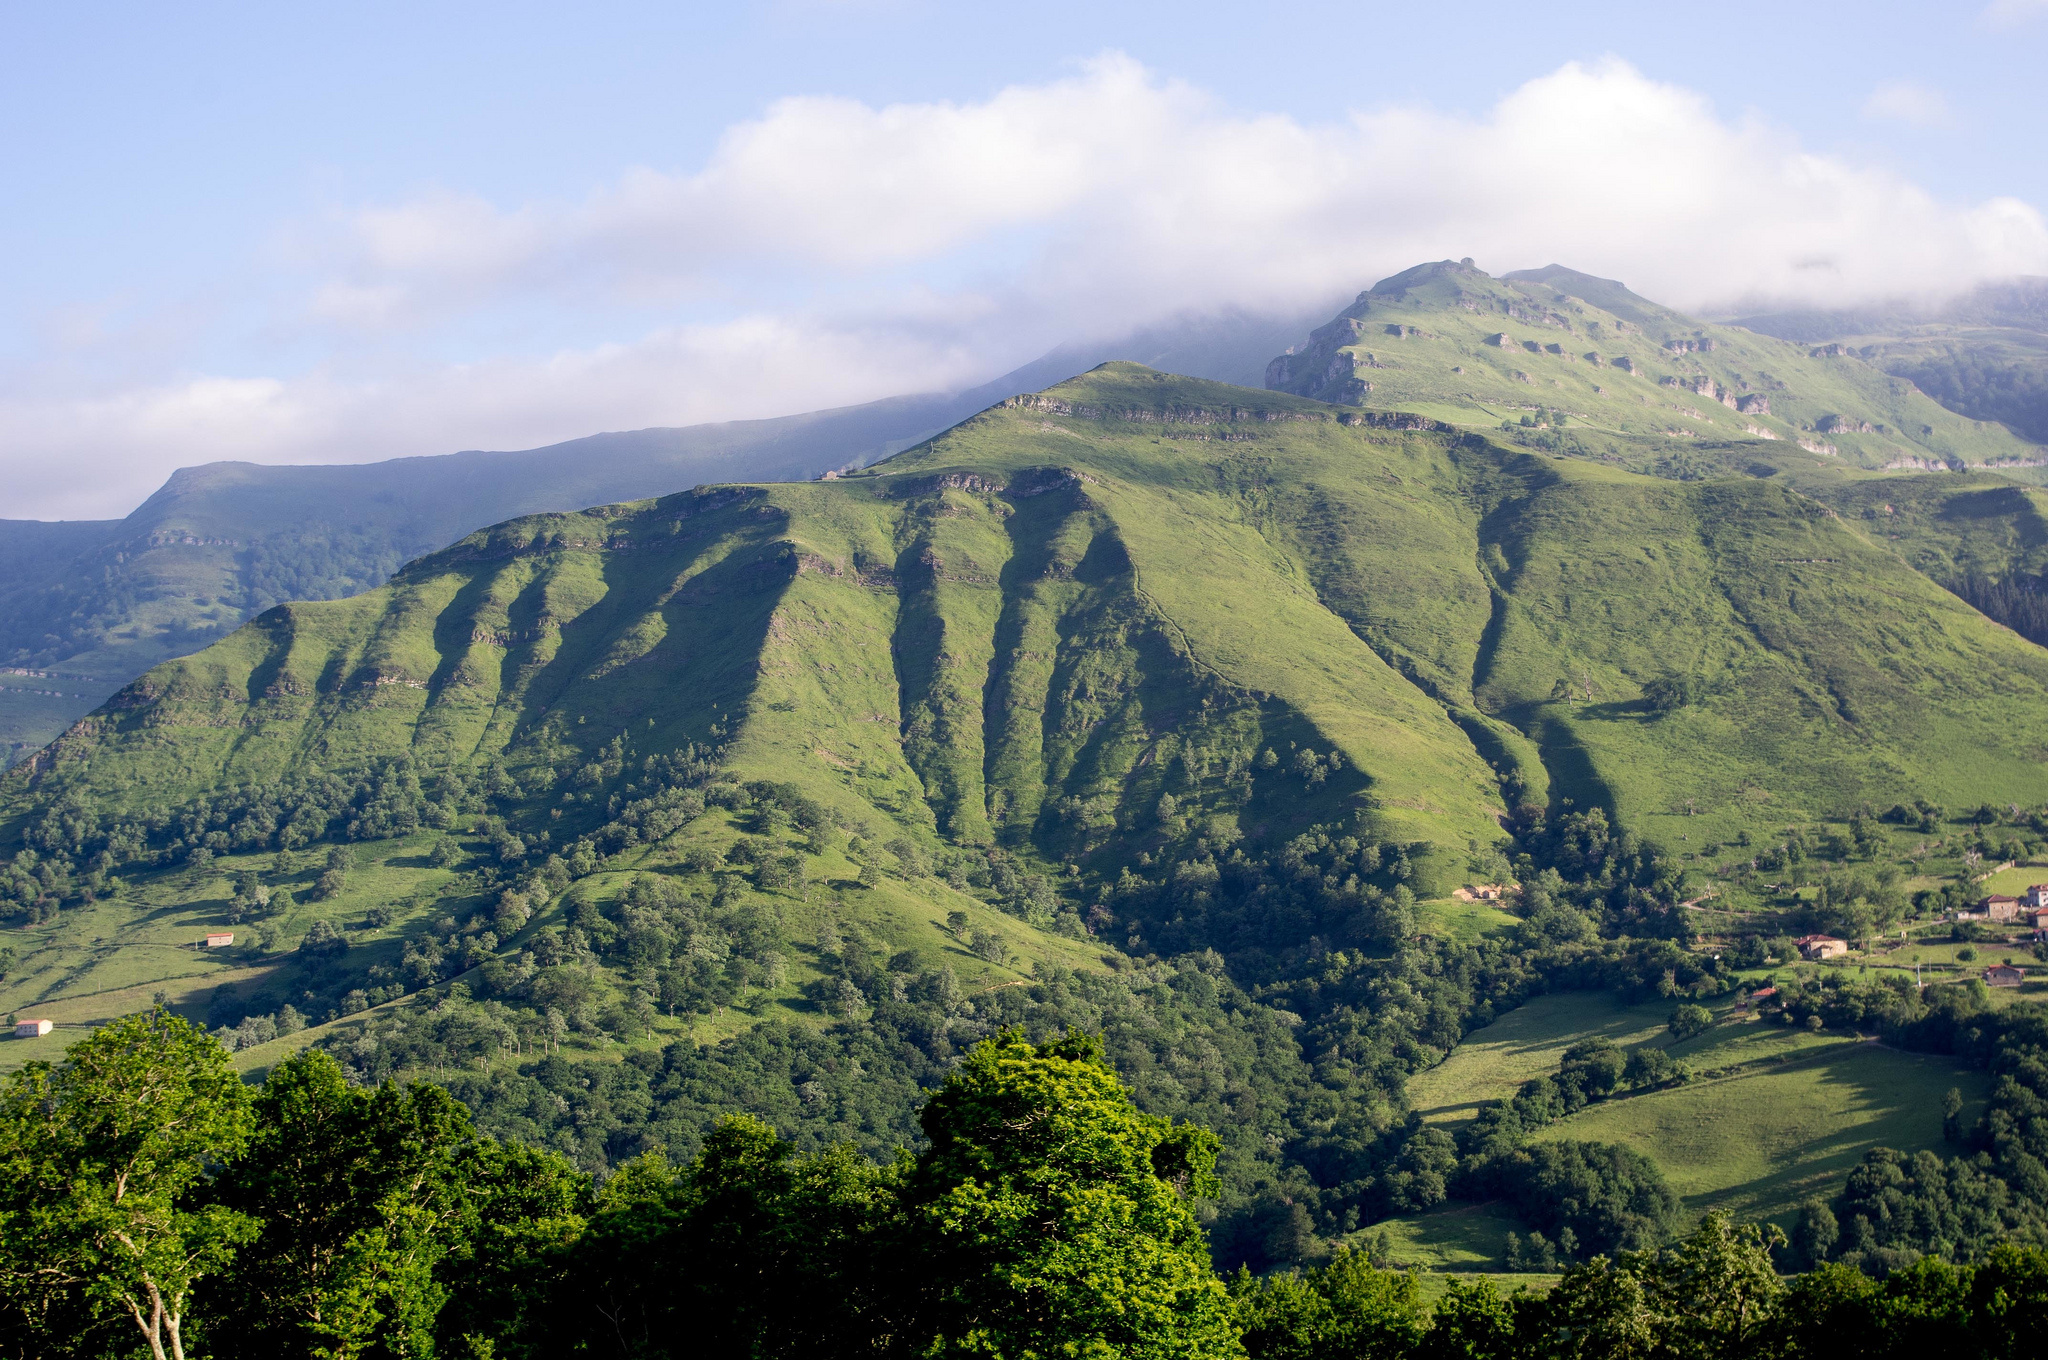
left=204, top=932, right=234, bottom=948
left=13, top=1019, right=54, bottom=1038
left=1987, top=965, right=2026, bottom=988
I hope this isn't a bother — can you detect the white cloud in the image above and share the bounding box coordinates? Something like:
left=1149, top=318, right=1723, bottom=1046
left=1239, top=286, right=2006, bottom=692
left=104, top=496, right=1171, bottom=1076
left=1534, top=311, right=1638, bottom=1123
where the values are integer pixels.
left=318, top=56, right=2045, bottom=328
left=1862, top=80, right=1955, bottom=127
left=9, top=55, right=2048, bottom=519
left=0, top=304, right=1004, bottom=520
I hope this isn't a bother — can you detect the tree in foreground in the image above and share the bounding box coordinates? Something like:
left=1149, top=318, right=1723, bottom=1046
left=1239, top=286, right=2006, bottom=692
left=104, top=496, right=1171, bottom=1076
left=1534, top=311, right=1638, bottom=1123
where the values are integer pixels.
left=1233, top=1251, right=1428, bottom=1360
left=536, top=1120, right=897, bottom=1359
left=0, top=1009, right=255, bottom=1360
left=900, top=1027, right=1239, bottom=1359
left=201, top=1048, right=587, bottom=1360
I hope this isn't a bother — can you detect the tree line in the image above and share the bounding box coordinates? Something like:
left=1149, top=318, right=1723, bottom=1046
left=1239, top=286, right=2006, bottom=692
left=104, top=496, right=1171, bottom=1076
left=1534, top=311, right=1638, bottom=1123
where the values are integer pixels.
left=9, top=1009, right=2048, bottom=1360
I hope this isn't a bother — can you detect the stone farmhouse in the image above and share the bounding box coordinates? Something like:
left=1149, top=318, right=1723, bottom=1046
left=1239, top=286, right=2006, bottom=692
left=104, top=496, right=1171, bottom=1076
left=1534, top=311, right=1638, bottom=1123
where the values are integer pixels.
left=1796, top=934, right=1849, bottom=960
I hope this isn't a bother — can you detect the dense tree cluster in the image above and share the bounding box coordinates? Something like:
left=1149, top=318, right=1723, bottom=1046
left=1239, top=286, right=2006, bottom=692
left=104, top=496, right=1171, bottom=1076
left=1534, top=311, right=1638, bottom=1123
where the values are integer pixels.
left=10, top=1012, right=2048, bottom=1360
left=1779, top=996, right=2048, bottom=1269
left=1948, top=571, right=2048, bottom=648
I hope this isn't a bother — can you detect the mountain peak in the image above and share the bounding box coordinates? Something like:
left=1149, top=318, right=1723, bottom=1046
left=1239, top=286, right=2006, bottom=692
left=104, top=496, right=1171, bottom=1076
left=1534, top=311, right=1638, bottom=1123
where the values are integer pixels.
left=1500, top=265, right=1664, bottom=327
left=1262, top=259, right=2039, bottom=474
left=1367, top=258, right=1488, bottom=297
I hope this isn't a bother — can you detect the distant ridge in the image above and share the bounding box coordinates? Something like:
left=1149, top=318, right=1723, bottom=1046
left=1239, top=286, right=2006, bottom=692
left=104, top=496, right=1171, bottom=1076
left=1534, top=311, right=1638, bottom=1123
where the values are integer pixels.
left=0, top=306, right=1325, bottom=763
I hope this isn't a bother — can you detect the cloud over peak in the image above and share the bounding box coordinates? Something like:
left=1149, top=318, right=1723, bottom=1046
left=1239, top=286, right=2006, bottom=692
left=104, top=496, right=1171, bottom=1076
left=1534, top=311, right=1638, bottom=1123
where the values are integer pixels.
left=11, top=55, right=2048, bottom=519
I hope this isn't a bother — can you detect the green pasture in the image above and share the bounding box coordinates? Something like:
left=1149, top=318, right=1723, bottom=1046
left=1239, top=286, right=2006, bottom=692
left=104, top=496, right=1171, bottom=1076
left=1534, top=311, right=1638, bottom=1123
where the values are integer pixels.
left=1405, top=992, right=1672, bottom=1126
left=1529, top=1040, right=1988, bottom=1227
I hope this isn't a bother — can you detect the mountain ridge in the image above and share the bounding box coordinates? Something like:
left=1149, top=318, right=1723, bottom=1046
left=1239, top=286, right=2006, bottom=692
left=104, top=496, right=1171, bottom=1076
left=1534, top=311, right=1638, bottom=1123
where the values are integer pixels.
left=1264, top=259, right=2042, bottom=477
left=0, top=307, right=1324, bottom=765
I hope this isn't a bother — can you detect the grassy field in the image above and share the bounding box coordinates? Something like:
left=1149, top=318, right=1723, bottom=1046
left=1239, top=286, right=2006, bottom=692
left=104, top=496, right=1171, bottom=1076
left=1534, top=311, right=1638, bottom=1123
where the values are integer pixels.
left=1415, top=897, right=1520, bottom=946
left=1529, top=1039, right=1989, bottom=1227
left=1975, top=864, right=2048, bottom=898
left=1385, top=987, right=1990, bottom=1269
left=1405, top=992, right=1673, bottom=1126
left=1374, top=1200, right=1531, bottom=1272
left=1411, top=1272, right=1559, bottom=1304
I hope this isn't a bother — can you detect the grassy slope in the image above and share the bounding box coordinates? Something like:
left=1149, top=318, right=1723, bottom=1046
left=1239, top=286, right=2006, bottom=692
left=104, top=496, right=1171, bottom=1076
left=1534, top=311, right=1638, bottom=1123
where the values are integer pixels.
left=1386, top=991, right=1990, bottom=1268
left=1267, top=262, right=2048, bottom=618
left=1530, top=1040, right=1990, bottom=1225
left=8, top=363, right=2048, bottom=1084
left=1268, top=261, right=2040, bottom=471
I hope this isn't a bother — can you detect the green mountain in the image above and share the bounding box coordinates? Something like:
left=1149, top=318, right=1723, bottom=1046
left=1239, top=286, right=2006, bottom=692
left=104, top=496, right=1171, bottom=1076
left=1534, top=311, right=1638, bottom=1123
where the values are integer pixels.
left=1737, top=276, right=2048, bottom=447
left=21, top=363, right=2048, bottom=869
left=1265, top=262, right=2048, bottom=647
left=7, top=360, right=2048, bottom=1268
left=0, top=311, right=1317, bottom=768
left=11, top=362, right=2048, bottom=996
left=1266, top=260, right=2044, bottom=478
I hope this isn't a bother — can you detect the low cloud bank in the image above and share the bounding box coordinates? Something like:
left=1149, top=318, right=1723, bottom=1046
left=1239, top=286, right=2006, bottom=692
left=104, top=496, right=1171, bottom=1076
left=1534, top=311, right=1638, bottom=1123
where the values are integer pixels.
left=11, top=55, right=2046, bottom=519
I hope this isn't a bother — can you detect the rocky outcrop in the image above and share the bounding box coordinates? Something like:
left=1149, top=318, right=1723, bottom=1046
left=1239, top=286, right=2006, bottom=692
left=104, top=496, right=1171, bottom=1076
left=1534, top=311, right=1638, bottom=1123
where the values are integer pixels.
left=1736, top=394, right=1771, bottom=416
left=1817, top=415, right=1877, bottom=435
left=1486, top=332, right=1513, bottom=347
left=1663, top=337, right=1719, bottom=354
left=1337, top=410, right=1445, bottom=431
left=1662, top=374, right=1740, bottom=408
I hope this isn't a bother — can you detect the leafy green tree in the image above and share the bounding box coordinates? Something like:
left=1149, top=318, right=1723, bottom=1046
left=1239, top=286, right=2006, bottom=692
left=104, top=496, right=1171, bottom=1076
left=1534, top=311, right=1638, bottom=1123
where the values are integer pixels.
left=1667, top=1003, right=1712, bottom=1041
left=0, top=1009, right=255, bottom=1360
left=1641, top=677, right=1696, bottom=714
left=1962, top=1242, right=2048, bottom=1357
left=1418, top=1276, right=1515, bottom=1360
left=202, top=1050, right=479, bottom=1360
left=1518, top=1255, right=1658, bottom=1359
left=1791, top=1198, right=1839, bottom=1268
left=902, top=1028, right=1239, bottom=1359
left=428, top=1137, right=591, bottom=1359
left=1234, top=1250, right=1426, bottom=1360
left=1638, top=1212, right=1784, bottom=1358
left=542, top=1120, right=896, bottom=1359
left=1769, top=1261, right=1882, bottom=1358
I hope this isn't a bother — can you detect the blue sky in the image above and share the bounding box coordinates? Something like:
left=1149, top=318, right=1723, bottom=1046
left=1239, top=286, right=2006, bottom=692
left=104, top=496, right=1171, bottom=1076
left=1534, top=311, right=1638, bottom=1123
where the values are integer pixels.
left=4, top=0, right=2046, bottom=518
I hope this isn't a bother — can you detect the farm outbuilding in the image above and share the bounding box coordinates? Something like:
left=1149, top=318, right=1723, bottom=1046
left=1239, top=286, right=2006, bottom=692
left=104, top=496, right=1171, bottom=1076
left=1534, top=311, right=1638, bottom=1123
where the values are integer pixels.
left=1988, top=965, right=2026, bottom=988
left=13, top=1019, right=54, bottom=1038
